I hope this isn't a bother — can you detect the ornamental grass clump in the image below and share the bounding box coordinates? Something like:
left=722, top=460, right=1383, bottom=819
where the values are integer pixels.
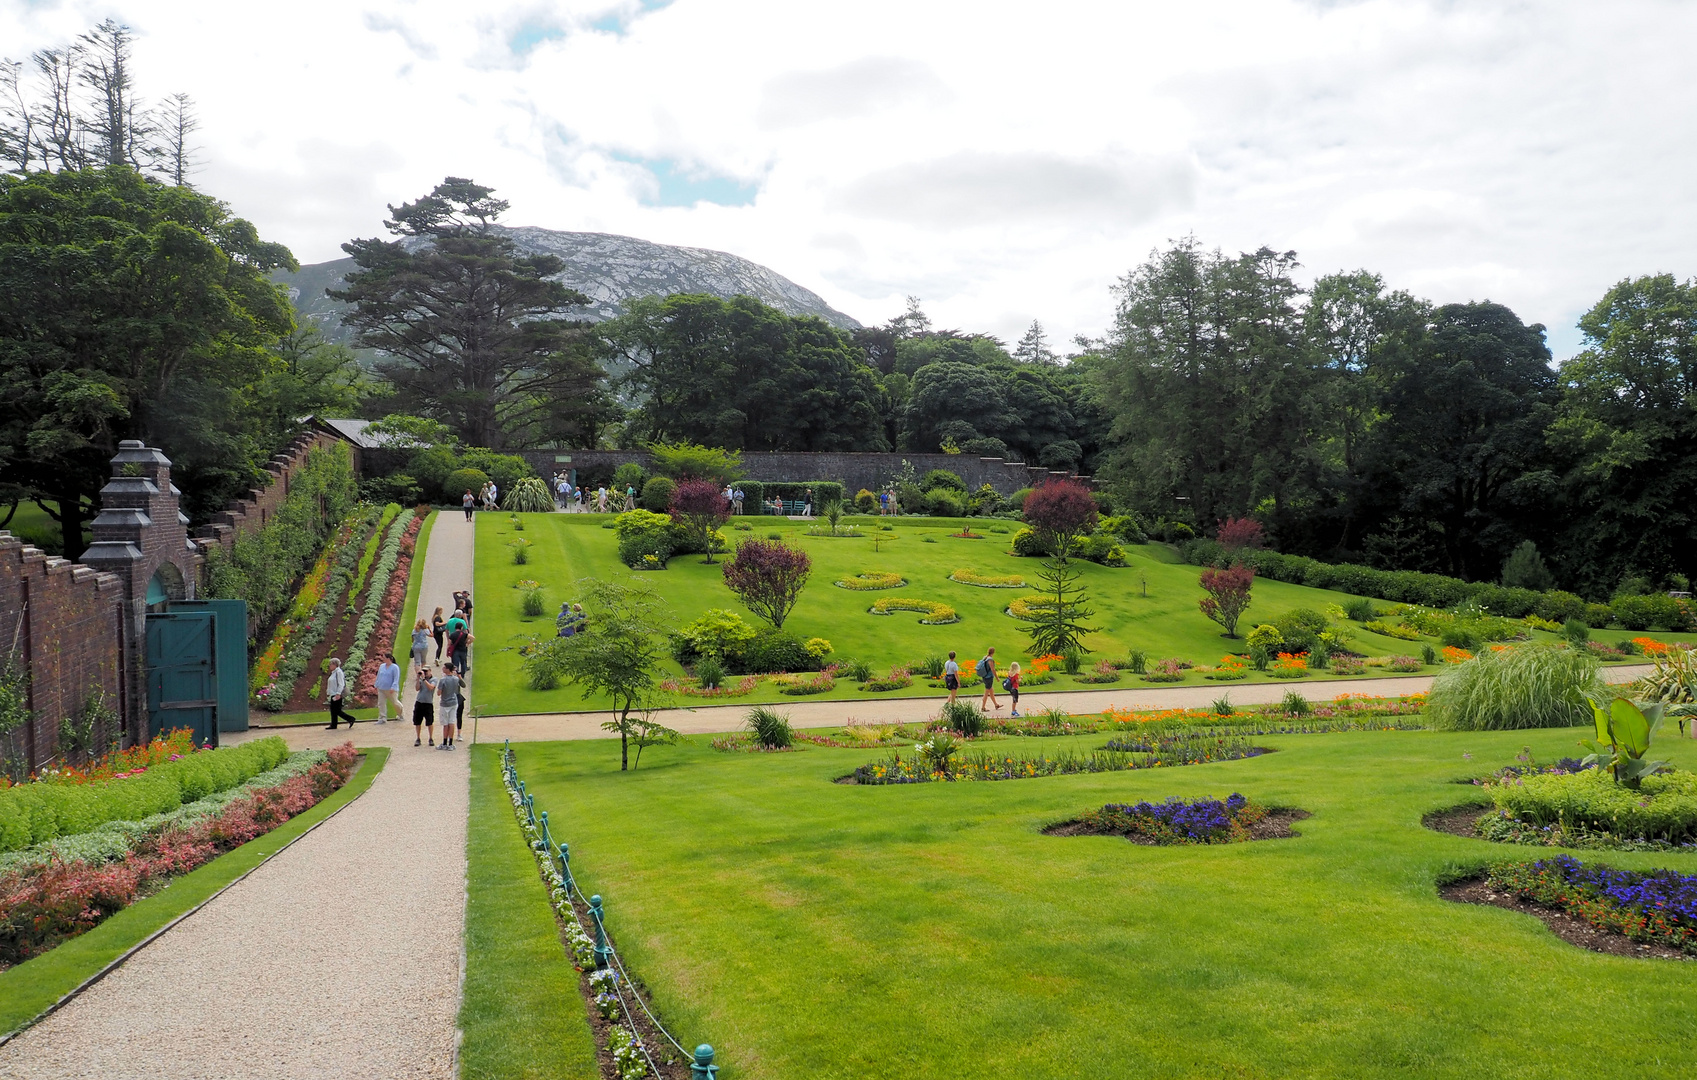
left=746, top=706, right=794, bottom=749
left=1425, top=644, right=1601, bottom=731
left=939, top=699, right=986, bottom=736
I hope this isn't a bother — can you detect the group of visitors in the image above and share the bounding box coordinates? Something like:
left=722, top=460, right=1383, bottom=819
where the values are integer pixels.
left=326, top=586, right=475, bottom=745
left=876, top=487, right=902, bottom=515
left=551, top=473, right=631, bottom=513
left=460, top=480, right=500, bottom=521
left=941, top=646, right=1022, bottom=716
left=556, top=602, right=588, bottom=637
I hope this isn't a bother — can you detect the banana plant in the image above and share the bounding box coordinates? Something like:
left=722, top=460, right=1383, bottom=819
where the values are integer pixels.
left=1581, top=696, right=1674, bottom=787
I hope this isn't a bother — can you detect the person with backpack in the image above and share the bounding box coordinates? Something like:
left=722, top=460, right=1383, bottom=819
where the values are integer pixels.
left=943, top=650, right=961, bottom=704
left=1005, top=661, right=1022, bottom=717
left=448, top=621, right=472, bottom=677
left=976, top=647, right=1000, bottom=712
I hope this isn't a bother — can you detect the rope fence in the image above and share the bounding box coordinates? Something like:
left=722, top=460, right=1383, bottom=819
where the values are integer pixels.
left=501, top=741, right=718, bottom=1080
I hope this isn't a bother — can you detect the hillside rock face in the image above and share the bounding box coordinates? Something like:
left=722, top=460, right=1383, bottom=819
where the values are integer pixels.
left=276, top=226, right=861, bottom=342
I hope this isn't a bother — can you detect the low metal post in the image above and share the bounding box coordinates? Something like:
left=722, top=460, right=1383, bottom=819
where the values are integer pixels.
left=590, top=894, right=611, bottom=970
left=691, top=1045, right=718, bottom=1079
left=540, top=811, right=553, bottom=853
left=558, top=842, right=574, bottom=891
left=526, top=793, right=536, bottom=825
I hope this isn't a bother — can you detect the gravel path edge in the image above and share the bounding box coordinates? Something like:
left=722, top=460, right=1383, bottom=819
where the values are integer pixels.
left=0, top=747, right=391, bottom=1048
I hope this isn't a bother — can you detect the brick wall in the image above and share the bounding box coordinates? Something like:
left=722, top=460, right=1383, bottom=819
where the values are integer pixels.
left=0, top=533, right=125, bottom=772
left=519, top=449, right=1088, bottom=497
left=192, top=430, right=349, bottom=556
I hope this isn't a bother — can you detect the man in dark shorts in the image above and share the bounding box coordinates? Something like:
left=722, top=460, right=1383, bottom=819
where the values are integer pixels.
left=413, top=666, right=437, bottom=746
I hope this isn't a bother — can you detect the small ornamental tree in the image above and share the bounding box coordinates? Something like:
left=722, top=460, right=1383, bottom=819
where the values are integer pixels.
left=722, top=538, right=813, bottom=629
left=1022, top=479, right=1099, bottom=563
left=1216, top=517, right=1265, bottom=551
left=1014, top=558, right=1100, bottom=656
left=1198, top=563, right=1256, bottom=638
left=670, top=478, right=731, bottom=563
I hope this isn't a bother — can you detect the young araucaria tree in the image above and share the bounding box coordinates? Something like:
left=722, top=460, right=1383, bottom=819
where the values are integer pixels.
left=1014, top=558, right=1100, bottom=656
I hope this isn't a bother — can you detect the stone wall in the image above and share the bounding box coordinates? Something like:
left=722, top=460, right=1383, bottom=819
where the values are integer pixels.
left=0, top=533, right=126, bottom=773
left=520, top=449, right=1087, bottom=496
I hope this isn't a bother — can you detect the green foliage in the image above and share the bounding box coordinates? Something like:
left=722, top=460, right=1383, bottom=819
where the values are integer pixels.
left=855, top=489, right=877, bottom=513
left=1580, top=697, right=1677, bottom=786
left=521, top=586, right=546, bottom=618
left=644, top=440, right=746, bottom=482
left=205, top=443, right=359, bottom=634
left=925, top=488, right=965, bottom=518
left=612, top=508, right=675, bottom=568
left=1488, top=767, right=1697, bottom=843
left=1344, top=598, right=1376, bottom=622
left=524, top=579, right=667, bottom=770
left=612, top=462, right=647, bottom=493
left=1563, top=619, right=1590, bottom=644
left=694, top=655, right=726, bottom=688
left=639, top=476, right=677, bottom=512
left=746, top=706, right=794, bottom=749
left=741, top=629, right=820, bottom=674
left=442, top=467, right=491, bottom=503
left=1610, top=593, right=1688, bottom=632
left=1072, top=534, right=1127, bottom=566
left=1011, top=528, right=1047, bottom=557
left=0, top=658, right=33, bottom=757
left=1097, top=515, right=1149, bottom=544
left=1281, top=691, right=1312, bottom=716
left=1425, top=645, right=1603, bottom=731
left=1501, top=541, right=1555, bottom=591
left=921, top=469, right=967, bottom=492
left=0, top=738, right=289, bottom=853
left=672, top=609, right=758, bottom=663
left=1246, top=624, right=1284, bottom=652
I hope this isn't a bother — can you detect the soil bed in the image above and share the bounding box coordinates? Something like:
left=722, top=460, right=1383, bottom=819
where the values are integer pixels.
left=1043, top=808, right=1309, bottom=843
left=1423, top=804, right=1491, bottom=838
left=1441, top=876, right=1693, bottom=961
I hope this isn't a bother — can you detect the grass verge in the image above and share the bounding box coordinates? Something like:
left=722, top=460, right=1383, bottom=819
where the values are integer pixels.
left=393, top=508, right=437, bottom=663
left=461, top=743, right=599, bottom=1079
left=0, top=747, right=391, bottom=1038
left=510, top=728, right=1697, bottom=1079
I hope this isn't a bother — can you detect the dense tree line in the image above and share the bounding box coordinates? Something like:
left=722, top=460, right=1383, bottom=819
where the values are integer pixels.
left=1093, top=237, right=1697, bottom=597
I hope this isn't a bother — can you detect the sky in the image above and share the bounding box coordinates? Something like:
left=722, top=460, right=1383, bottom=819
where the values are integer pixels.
left=4, top=0, right=1695, bottom=359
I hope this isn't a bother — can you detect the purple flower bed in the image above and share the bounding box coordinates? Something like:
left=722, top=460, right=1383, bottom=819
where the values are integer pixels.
left=1487, top=854, right=1697, bottom=954
left=1079, top=793, right=1264, bottom=844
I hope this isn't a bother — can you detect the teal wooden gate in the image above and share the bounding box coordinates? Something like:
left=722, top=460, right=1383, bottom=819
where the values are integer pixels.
left=171, top=599, right=250, bottom=732
left=145, top=610, right=218, bottom=746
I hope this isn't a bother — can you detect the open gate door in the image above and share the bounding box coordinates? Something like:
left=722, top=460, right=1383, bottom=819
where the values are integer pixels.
left=146, top=610, right=219, bottom=746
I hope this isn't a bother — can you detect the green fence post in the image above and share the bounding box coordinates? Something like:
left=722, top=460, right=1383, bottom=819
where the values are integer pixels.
left=540, top=811, right=553, bottom=854
left=558, top=842, right=574, bottom=891
left=691, top=1045, right=718, bottom=1079
left=590, top=894, right=611, bottom=970
left=526, top=793, right=536, bottom=825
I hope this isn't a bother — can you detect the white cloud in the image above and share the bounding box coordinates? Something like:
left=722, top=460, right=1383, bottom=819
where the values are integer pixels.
left=2, top=0, right=1694, bottom=357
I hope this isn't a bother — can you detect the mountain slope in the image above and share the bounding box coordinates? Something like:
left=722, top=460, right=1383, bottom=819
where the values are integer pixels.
left=276, top=226, right=861, bottom=343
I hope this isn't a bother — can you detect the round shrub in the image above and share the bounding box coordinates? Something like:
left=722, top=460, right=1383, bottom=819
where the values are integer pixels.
left=926, top=489, right=965, bottom=518
left=1425, top=644, right=1602, bottom=731
left=740, top=630, right=819, bottom=674
left=1011, top=528, right=1047, bottom=557
left=921, top=469, right=967, bottom=492
left=639, top=476, right=676, bottom=513
left=441, top=467, right=490, bottom=504
left=1536, top=590, right=1588, bottom=624
left=1005, top=488, right=1033, bottom=511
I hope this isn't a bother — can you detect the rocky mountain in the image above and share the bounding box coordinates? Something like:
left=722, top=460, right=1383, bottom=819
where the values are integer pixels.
left=276, top=226, right=862, bottom=344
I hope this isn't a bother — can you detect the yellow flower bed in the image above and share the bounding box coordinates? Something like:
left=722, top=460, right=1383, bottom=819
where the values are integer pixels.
left=1004, top=595, right=1057, bottom=619
left=835, top=572, right=906, bottom=591
left=868, top=597, right=959, bottom=624
left=948, top=568, right=1026, bottom=588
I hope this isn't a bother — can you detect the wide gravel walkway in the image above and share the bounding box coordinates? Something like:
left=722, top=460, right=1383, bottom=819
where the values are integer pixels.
left=0, top=514, right=478, bottom=1080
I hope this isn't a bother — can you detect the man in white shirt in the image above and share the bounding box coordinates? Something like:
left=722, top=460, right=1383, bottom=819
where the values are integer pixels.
left=374, top=653, right=401, bottom=724
left=488, top=481, right=499, bottom=509
left=325, top=657, right=352, bottom=729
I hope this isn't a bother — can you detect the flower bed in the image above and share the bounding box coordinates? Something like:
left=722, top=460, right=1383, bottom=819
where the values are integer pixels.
left=834, top=572, right=905, bottom=591
left=948, top=569, right=1025, bottom=588
left=0, top=743, right=356, bottom=966
left=1480, top=855, right=1697, bottom=955
left=1140, top=658, right=1187, bottom=683
left=774, top=670, right=837, bottom=695
left=1073, top=660, right=1122, bottom=684
left=353, top=507, right=428, bottom=703
left=266, top=505, right=383, bottom=710
left=1047, top=793, right=1302, bottom=845
left=868, top=597, right=958, bottom=624
left=659, top=674, right=761, bottom=699
left=1203, top=655, right=1248, bottom=681
left=1269, top=653, right=1309, bottom=678
left=859, top=666, right=915, bottom=692
left=846, top=732, right=1266, bottom=785
left=0, top=736, right=292, bottom=853
left=500, top=756, right=688, bottom=1078
left=1482, top=767, right=1697, bottom=846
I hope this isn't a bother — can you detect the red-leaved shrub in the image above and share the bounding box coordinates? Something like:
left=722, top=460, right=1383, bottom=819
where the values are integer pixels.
left=1217, top=517, right=1266, bottom=551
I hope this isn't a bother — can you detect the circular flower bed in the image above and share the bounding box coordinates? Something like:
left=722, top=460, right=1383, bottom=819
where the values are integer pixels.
left=868, top=597, right=959, bottom=624
left=949, top=569, right=1025, bottom=588
left=835, top=572, right=906, bottom=591
left=1045, top=793, right=1306, bottom=845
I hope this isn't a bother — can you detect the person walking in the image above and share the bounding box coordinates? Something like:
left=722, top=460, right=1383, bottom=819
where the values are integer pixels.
left=487, top=480, right=499, bottom=510
left=943, top=650, right=961, bottom=704
left=1006, top=661, right=1022, bottom=717
left=462, top=490, right=475, bottom=521
left=431, top=606, right=447, bottom=661
left=411, top=620, right=430, bottom=669
left=324, top=658, right=351, bottom=729
left=413, top=665, right=437, bottom=746
left=623, top=484, right=636, bottom=512
left=802, top=489, right=814, bottom=517
left=375, top=653, right=401, bottom=725
left=976, top=647, right=1000, bottom=712
left=436, top=663, right=462, bottom=749
left=448, top=619, right=471, bottom=677
left=459, top=590, right=474, bottom=628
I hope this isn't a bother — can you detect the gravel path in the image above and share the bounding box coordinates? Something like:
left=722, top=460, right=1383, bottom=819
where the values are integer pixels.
left=0, top=515, right=478, bottom=1080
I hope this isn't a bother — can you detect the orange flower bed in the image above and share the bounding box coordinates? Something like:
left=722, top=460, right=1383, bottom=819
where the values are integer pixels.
left=1632, top=636, right=1671, bottom=657
left=1441, top=646, right=1474, bottom=663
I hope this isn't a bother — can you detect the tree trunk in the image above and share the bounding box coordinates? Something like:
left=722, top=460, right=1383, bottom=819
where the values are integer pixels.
left=619, top=704, right=629, bottom=770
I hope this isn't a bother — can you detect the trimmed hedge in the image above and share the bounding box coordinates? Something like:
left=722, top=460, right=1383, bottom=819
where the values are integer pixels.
left=1180, top=539, right=1695, bottom=629
left=0, top=737, right=291, bottom=853
left=1489, top=768, right=1697, bottom=843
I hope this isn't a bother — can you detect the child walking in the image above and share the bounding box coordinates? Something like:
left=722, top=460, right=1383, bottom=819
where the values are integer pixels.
left=1007, top=662, right=1022, bottom=717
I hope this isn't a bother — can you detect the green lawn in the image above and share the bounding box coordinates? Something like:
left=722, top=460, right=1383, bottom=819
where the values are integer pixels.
left=392, top=509, right=437, bottom=662
left=470, top=513, right=1666, bottom=715
left=494, top=729, right=1697, bottom=1080
left=0, top=747, right=390, bottom=1037
left=462, top=743, right=599, bottom=1079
